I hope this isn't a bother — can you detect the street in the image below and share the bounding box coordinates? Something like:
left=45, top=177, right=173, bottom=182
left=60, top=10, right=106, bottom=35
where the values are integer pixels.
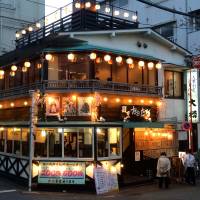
left=0, top=176, right=200, bottom=200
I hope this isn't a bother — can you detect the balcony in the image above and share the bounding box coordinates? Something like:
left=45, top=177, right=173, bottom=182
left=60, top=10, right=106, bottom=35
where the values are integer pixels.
left=0, top=80, right=162, bottom=99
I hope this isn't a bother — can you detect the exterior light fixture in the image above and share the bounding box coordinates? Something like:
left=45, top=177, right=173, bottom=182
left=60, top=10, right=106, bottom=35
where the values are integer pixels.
left=15, top=32, right=20, bottom=38
left=132, top=15, right=137, bottom=21
left=90, top=52, right=97, bottom=60
left=24, top=61, right=31, bottom=68
left=105, top=7, right=110, bottom=13
left=140, top=99, right=144, bottom=104
left=104, top=54, right=111, bottom=62
left=138, top=60, right=145, bottom=67
left=126, top=58, right=133, bottom=65
left=148, top=62, right=154, bottom=70
left=37, top=63, right=42, bottom=69
left=11, top=65, right=17, bottom=71
left=36, top=22, right=41, bottom=28
left=156, top=62, right=162, bottom=69
left=75, top=2, right=81, bottom=9
left=10, top=71, right=15, bottom=77
left=0, top=70, right=5, bottom=79
left=21, top=29, right=26, bottom=35
left=28, top=26, right=33, bottom=32
left=103, top=97, right=108, bottom=102
left=45, top=53, right=53, bottom=61
left=85, top=2, right=91, bottom=8
left=116, top=98, right=120, bottom=103
left=0, top=105, right=2, bottom=109
left=124, top=12, right=129, bottom=18
left=114, top=10, right=120, bottom=16
left=67, top=53, right=75, bottom=61
left=10, top=102, right=14, bottom=107
left=128, top=99, right=132, bottom=103
left=95, top=4, right=100, bottom=10
left=24, top=101, right=28, bottom=106
left=22, top=66, right=28, bottom=72
left=116, top=56, right=123, bottom=63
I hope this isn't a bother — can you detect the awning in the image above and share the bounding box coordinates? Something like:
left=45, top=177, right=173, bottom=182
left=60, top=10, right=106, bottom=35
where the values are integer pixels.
left=122, top=122, right=165, bottom=128
left=43, top=44, right=162, bottom=62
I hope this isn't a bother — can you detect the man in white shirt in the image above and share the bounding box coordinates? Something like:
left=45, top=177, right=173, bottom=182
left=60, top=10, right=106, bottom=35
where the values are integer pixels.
left=183, top=149, right=196, bottom=185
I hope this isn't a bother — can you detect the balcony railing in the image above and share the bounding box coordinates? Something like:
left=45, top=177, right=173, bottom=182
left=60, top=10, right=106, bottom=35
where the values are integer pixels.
left=0, top=80, right=162, bottom=99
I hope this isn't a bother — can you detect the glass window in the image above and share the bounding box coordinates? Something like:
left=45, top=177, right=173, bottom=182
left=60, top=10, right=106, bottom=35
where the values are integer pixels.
left=22, top=129, right=29, bottom=157
left=79, top=128, right=93, bottom=158
left=109, top=128, right=120, bottom=157
left=0, top=128, right=5, bottom=152
left=48, top=129, right=62, bottom=157
left=13, top=128, right=21, bottom=156
left=34, top=130, right=47, bottom=157
left=97, top=127, right=121, bottom=158
left=97, top=128, right=109, bottom=157
left=165, top=71, right=183, bottom=98
left=64, top=128, right=78, bottom=157
left=7, top=128, right=13, bottom=154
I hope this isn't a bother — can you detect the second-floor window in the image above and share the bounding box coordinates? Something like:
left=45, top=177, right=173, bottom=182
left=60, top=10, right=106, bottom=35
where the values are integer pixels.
left=189, top=9, right=200, bottom=32
left=154, top=22, right=175, bottom=42
left=164, top=71, right=183, bottom=98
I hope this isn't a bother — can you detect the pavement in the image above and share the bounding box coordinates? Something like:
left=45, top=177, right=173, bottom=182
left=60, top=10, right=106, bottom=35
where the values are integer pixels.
left=0, top=176, right=200, bottom=200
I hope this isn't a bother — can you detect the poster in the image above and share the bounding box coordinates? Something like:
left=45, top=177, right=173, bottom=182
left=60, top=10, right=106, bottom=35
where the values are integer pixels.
left=94, top=167, right=119, bottom=195
left=46, top=96, right=60, bottom=116
left=135, top=151, right=141, bottom=161
left=78, top=97, right=92, bottom=116
left=62, top=97, right=77, bottom=116
left=38, top=162, right=85, bottom=185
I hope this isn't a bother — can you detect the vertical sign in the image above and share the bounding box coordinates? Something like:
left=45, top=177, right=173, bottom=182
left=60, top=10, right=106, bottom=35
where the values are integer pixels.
left=187, top=69, right=199, bottom=123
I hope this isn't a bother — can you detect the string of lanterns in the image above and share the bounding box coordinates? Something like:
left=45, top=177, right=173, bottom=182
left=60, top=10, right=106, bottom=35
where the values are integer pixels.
left=15, top=1, right=138, bottom=39
left=0, top=52, right=162, bottom=79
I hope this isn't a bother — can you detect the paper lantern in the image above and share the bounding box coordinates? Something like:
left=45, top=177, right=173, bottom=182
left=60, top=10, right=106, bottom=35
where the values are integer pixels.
left=116, top=56, right=123, bottom=63
left=148, top=62, right=154, bottom=70
left=156, top=62, right=162, bottom=69
left=126, top=58, right=133, bottom=65
left=90, top=53, right=97, bottom=60
left=11, top=65, right=17, bottom=71
left=24, top=61, right=31, bottom=68
left=104, top=55, right=111, bottom=62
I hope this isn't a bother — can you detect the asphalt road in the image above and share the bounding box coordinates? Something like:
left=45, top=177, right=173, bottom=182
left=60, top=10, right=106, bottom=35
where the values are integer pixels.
left=0, top=176, right=200, bottom=200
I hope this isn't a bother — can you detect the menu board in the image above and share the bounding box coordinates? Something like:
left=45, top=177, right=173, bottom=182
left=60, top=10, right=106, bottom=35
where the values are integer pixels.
left=38, top=162, right=85, bottom=185
left=94, top=168, right=119, bottom=195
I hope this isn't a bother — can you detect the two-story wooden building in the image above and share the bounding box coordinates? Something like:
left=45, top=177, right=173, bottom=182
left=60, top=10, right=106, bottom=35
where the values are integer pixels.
left=0, top=0, right=191, bottom=189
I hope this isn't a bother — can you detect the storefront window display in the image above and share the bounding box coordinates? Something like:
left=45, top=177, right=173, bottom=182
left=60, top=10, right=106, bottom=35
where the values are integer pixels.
left=34, top=130, right=47, bottom=157
left=22, top=129, right=30, bottom=157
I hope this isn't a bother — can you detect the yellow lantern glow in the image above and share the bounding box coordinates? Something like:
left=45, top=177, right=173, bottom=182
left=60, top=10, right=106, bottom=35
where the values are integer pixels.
left=10, top=102, right=14, bottom=107
left=75, top=2, right=81, bottom=9
left=24, top=61, right=31, bottom=68
left=103, top=97, right=108, bottom=102
left=36, top=22, right=41, bottom=28
left=72, top=95, right=77, bottom=101
left=104, top=55, right=111, bottom=62
left=68, top=53, right=75, bottom=61
left=116, top=98, right=120, bottom=103
left=156, top=62, right=162, bottom=69
left=148, top=62, right=154, bottom=70
left=0, top=70, right=5, bottom=76
left=138, top=60, right=145, bottom=67
left=24, top=101, right=28, bottom=106
left=0, top=105, right=2, bottom=109
left=128, top=99, right=132, bottom=103
left=85, top=2, right=91, bottom=8
left=10, top=71, right=15, bottom=77
left=140, top=99, right=144, bottom=104
left=126, top=58, right=133, bottom=65
left=45, top=54, right=53, bottom=61
left=22, top=66, right=28, bottom=72
left=11, top=65, right=17, bottom=71
left=149, top=100, right=153, bottom=104
left=116, top=56, right=123, bottom=63
left=37, top=63, right=42, bottom=69
left=90, top=52, right=97, bottom=60
left=28, top=26, right=33, bottom=32
left=95, top=4, right=100, bottom=10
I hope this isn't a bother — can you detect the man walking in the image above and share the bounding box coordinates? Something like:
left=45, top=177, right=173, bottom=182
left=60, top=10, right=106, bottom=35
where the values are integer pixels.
left=157, top=152, right=171, bottom=189
left=184, top=149, right=196, bottom=185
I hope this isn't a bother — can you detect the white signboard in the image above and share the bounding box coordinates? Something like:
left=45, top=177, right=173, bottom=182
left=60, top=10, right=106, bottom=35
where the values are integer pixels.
left=187, top=69, right=199, bottom=123
left=94, top=167, right=119, bottom=195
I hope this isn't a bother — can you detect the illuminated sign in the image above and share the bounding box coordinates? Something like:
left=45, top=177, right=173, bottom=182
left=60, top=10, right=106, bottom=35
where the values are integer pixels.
left=187, top=69, right=199, bottom=123
left=38, top=162, right=85, bottom=185
left=121, top=105, right=157, bottom=122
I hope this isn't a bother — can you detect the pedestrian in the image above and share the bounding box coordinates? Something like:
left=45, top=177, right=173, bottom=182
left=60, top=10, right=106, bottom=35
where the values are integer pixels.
left=157, top=152, right=171, bottom=189
left=183, top=149, right=196, bottom=185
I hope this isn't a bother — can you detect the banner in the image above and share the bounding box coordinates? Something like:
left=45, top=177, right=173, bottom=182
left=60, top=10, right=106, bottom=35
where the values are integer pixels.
left=38, top=162, right=85, bottom=185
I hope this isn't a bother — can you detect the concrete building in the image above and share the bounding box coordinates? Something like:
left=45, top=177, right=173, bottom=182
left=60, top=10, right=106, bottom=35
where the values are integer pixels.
left=0, top=0, right=45, bottom=55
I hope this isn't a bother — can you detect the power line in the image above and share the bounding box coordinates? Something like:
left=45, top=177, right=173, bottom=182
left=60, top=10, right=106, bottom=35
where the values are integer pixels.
left=136, top=0, right=199, bottom=18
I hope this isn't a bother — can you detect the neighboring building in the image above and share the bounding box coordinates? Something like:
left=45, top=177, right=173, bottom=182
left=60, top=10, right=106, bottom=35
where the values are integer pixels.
left=0, top=0, right=45, bottom=55
left=0, top=1, right=191, bottom=189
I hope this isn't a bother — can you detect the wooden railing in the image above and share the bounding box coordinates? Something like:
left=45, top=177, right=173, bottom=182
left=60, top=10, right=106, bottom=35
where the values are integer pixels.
left=16, top=9, right=138, bottom=48
left=0, top=80, right=162, bottom=99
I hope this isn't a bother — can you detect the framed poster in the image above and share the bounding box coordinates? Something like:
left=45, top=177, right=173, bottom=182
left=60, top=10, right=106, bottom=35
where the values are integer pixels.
left=78, top=97, right=92, bottom=116
left=62, top=97, right=77, bottom=116
left=46, top=96, right=60, bottom=116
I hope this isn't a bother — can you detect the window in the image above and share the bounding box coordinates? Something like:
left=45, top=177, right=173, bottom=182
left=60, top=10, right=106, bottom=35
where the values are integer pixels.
left=22, top=129, right=29, bottom=157
left=189, top=10, right=200, bottom=32
left=13, top=128, right=21, bottom=156
left=97, top=127, right=121, bottom=158
left=164, top=71, right=183, bottom=98
left=34, top=129, right=47, bottom=157
left=0, top=129, right=5, bottom=152
left=154, top=22, right=175, bottom=41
